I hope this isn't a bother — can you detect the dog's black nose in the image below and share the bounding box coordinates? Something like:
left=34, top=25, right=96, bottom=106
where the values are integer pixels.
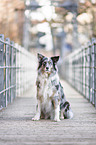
left=46, top=67, right=49, bottom=70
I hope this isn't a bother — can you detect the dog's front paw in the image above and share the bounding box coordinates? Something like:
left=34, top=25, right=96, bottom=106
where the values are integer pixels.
left=54, top=118, right=61, bottom=122
left=60, top=116, right=64, bottom=120
left=32, top=115, right=40, bottom=121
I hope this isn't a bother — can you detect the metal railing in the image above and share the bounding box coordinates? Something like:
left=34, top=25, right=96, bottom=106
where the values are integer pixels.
left=0, top=34, right=37, bottom=110
left=60, top=39, right=96, bottom=107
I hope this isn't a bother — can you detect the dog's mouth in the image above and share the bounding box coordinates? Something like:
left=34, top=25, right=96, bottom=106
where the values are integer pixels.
left=46, top=70, right=51, bottom=73
left=45, top=69, right=49, bottom=72
left=45, top=69, right=51, bottom=74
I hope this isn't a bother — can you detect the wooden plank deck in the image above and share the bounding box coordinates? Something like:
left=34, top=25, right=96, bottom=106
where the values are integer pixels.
left=0, top=80, right=96, bottom=145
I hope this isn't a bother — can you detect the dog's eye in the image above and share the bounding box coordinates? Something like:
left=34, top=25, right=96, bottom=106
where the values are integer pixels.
left=43, top=62, right=46, bottom=66
left=49, top=61, right=51, bottom=65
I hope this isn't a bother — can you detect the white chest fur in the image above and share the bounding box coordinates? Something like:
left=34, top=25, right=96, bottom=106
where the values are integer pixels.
left=37, top=73, right=59, bottom=113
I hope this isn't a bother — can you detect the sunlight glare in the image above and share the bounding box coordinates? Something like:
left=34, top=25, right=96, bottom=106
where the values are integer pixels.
left=37, top=22, right=50, bottom=33
left=41, top=5, right=55, bottom=21
left=30, top=12, right=45, bottom=21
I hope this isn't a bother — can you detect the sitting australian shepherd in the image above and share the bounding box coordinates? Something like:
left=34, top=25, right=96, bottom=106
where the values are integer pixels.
left=32, top=53, right=73, bottom=121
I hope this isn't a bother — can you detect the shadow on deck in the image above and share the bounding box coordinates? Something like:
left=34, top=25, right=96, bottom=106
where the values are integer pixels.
left=0, top=80, right=96, bottom=145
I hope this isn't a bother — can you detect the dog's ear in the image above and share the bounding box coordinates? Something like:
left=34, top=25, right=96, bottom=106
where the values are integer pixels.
left=37, top=53, right=45, bottom=62
left=51, top=56, right=59, bottom=64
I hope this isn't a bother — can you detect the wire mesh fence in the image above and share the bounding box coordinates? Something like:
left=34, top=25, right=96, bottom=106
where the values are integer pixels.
left=60, top=39, right=96, bottom=108
left=0, top=34, right=37, bottom=110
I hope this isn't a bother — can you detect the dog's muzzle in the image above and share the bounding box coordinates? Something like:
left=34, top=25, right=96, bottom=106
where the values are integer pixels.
left=45, top=67, right=51, bottom=74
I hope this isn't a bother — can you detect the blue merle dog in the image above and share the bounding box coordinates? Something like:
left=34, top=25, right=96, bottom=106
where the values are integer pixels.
left=32, top=53, right=73, bottom=121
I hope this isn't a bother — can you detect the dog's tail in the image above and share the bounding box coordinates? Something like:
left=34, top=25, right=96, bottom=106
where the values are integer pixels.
left=60, top=101, right=73, bottom=119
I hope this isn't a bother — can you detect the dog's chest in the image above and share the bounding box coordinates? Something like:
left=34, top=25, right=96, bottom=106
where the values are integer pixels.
left=38, top=75, right=57, bottom=113
left=37, top=74, right=59, bottom=99
left=37, top=73, right=60, bottom=114
left=39, top=77, right=53, bottom=98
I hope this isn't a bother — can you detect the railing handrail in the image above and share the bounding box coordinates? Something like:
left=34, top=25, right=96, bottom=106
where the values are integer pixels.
left=0, top=38, right=35, bottom=59
left=63, top=39, right=96, bottom=61
left=60, top=38, right=96, bottom=108
left=0, top=34, right=37, bottom=110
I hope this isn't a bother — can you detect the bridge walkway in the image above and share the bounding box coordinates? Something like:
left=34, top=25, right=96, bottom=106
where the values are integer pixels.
left=0, top=80, right=96, bottom=145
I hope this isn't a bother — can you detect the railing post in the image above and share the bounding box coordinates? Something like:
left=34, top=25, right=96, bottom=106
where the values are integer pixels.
left=85, top=47, right=87, bottom=98
left=80, top=49, right=82, bottom=94
left=15, top=43, right=19, bottom=96
left=94, top=42, right=96, bottom=108
left=10, top=41, right=14, bottom=103
left=5, top=38, right=10, bottom=107
left=81, top=47, right=84, bottom=96
left=13, top=43, right=16, bottom=100
left=93, top=40, right=96, bottom=107
left=0, top=34, right=5, bottom=109
left=87, top=43, right=91, bottom=102
left=90, top=43, right=93, bottom=103
left=84, top=47, right=86, bottom=97
left=88, top=42, right=91, bottom=101
left=18, top=45, right=21, bottom=96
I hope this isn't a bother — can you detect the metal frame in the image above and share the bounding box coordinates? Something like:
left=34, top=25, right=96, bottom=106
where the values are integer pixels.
left=60, top=39, right=96, bottom=108
left=0, top=34, right=37, bottom=110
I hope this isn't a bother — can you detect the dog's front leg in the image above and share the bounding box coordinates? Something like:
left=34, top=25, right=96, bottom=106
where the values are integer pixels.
left=32, top=100, right=41, bottom=121
left=60, top=109, right=64, bottom=120
left=54, top=104, right=60, bottom=121
left=53, top=101, right=60, bottom=122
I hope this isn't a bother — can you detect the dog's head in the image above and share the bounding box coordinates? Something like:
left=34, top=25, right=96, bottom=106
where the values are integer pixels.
left=37, top=53, right=59, bottom=74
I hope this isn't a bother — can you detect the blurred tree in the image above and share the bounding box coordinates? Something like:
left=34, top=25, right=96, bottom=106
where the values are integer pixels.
left=0, top=0, right=25, bottom=44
